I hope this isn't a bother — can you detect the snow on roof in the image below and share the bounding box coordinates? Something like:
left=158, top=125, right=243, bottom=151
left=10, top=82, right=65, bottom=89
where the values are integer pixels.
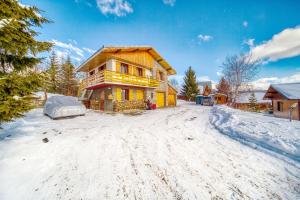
left=271, top=82, right=300, bottom=100
left=236, top=91, right=271, bottom=103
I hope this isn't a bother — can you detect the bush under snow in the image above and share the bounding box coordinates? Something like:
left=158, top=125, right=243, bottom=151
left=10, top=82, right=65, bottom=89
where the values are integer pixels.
left=210, top=105, right=300, bottom=163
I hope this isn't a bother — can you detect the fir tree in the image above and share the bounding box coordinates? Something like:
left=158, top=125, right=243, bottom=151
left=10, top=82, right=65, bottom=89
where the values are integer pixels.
left=180, top=66, right=199, bottom=101
left=0, top=0, right=52, bottom=125
left=248, top=92, right=258, bottom=112
left=46, top=51, right=60, bottom=93
left=60, top=56, right=78, bottom=96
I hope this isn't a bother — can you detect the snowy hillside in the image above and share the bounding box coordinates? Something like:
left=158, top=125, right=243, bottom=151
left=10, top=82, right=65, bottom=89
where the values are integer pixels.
left=0, top=102, right=299, bottom=199
left=210, top=105, right=300, bottom=163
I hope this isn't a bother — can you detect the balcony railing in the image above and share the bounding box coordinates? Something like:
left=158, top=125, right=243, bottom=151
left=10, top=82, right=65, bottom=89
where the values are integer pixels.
left=80, top=70, right=160, bottom=89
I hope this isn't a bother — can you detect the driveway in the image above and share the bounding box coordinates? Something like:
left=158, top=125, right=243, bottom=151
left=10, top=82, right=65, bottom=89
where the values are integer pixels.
left=0, top=102, right=299, bottom=199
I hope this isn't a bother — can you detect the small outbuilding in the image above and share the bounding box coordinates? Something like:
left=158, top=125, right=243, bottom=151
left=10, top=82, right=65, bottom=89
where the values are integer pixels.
left=233, top=90, right=271, bottom=111
left=263, top=83, right=300, bottom=121
left=214, top=93, right=227, bottom=104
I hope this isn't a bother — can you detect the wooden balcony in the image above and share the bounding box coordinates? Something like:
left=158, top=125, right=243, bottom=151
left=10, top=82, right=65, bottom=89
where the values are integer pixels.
left=80, top=70, right=160, bottom=89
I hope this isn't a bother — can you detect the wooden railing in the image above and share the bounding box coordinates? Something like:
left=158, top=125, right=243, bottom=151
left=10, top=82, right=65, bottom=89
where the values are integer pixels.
left=80, top=70, right=160, bottom=89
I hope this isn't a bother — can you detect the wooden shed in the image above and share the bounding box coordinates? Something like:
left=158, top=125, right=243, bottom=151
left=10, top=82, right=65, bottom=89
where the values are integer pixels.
left=264, top=83, right=300, bottom=120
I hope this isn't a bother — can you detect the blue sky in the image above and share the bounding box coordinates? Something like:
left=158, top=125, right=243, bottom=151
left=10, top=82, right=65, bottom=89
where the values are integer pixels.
left=22, top=0, right=300, bottom=88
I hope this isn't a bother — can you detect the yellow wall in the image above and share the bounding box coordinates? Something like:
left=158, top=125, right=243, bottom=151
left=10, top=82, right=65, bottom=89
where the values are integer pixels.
left=109, top=51, right=154, bottom=69
left=136, top=90, right=144, bottom=100
left=168, top=94, right=176, bottom=106
left=156, top=92, right=165, bottom=107
left=116, top=88, right=122, bottom=101
left=129, top=89, right=134, bottom=100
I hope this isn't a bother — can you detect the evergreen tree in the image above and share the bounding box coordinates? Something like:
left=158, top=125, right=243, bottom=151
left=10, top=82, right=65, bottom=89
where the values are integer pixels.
left=46, top=51, right=60, bottom=93
left=0, top=0, right=52, bottom=125
left=180, top=66, right=199, bottom=101
left=248, top=92, right=258, bottom=112
left=60, top=56, right=78, bottom=96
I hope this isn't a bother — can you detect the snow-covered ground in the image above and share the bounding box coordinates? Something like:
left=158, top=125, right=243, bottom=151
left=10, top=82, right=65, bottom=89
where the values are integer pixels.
left=0, top=101, right=300, bottom=199
left=210, top=105, right=300, bottom=163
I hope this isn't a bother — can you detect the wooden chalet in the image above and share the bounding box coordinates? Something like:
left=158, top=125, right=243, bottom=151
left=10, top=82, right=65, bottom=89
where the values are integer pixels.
left=264, top=83, right=300, bottom=120
left=76, top=46, right=177, bottom=111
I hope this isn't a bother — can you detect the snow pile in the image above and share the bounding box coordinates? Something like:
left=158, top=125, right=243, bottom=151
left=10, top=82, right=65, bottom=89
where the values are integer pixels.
left=210, top=105, right=300, bottom=162
left=43, top=96, right=86, bottom=119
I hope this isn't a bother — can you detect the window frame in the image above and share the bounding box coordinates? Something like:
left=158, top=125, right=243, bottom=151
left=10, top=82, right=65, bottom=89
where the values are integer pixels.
left=277, top=101, right=283, bottom=112
left=121, top=63, right=129, bottom=74
left=137, top=67, right=143, bottom=77
left=122, top=88, right=129, bottom=101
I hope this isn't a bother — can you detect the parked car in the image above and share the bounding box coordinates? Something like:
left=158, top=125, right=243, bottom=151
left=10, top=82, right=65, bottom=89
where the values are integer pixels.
left=202, top=96, right=214, bottom=106
left=44, top=96, right=86, bottom=119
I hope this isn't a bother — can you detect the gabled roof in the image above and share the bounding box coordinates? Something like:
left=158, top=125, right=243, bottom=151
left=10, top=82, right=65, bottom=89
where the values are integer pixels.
left=264, top=83, right=300, bottom=100
left=76, top=46, right=176, bottom=75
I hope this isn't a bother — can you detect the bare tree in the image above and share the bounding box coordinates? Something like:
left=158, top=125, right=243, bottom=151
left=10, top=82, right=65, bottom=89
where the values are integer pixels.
left=221, top=53, right=259, bottom=103
left=169, top=78, right=180, bottom=91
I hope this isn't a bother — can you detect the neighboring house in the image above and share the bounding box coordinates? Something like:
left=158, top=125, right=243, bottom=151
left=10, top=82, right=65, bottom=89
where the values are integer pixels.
left=198, top=81, right=212, bottom=94
left=76, top=46, right=177, bottom=111
left=233, top=90, right=271, bottom=111
left=213, top=93, right=227, bottom=104
left=264, top=83, right=300, bottom=120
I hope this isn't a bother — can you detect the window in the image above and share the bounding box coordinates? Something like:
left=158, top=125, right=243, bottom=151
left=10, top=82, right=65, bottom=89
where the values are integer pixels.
left=122, top=89, right=129, bottom=101
left=277, top=101, right=283, bottom=112
left=121, top=63, right=129, bottom=74
left=137, top=67, right=143, bottom=77
left=159, top=71, right=164, bottom=81
left=98, top=64, right=106, bottom=71
left=89, top=70, right=95, bottom=76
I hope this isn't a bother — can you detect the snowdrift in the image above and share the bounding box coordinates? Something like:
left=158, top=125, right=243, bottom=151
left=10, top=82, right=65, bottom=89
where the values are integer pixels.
left=43, top=96, right=86, bottom=119
left=210, top=105, right=300, bottom=163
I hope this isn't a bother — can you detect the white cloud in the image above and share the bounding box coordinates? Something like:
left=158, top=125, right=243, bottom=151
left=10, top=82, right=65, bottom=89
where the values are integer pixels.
left=252, top=72, right=300, bottom=90
left=198, top=34, right=213, bottom=42
left=197, top=76, right=210, bottom=82
left=55, top=50, right=69, bottom=60
left=163, top=0, right=176, bottom=6
left=216, top=70, right=223, bottom=77
left=83, top=47, right=96, bottom=54
left=96, top=0, right=133, bottom=17
left=243, top=38, right=255, bottom=48
left=243, top=21, right=248, bottom=27
left=249, top=26, right=300, bottom=63
left=52, top=39, right=84, bottom=57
